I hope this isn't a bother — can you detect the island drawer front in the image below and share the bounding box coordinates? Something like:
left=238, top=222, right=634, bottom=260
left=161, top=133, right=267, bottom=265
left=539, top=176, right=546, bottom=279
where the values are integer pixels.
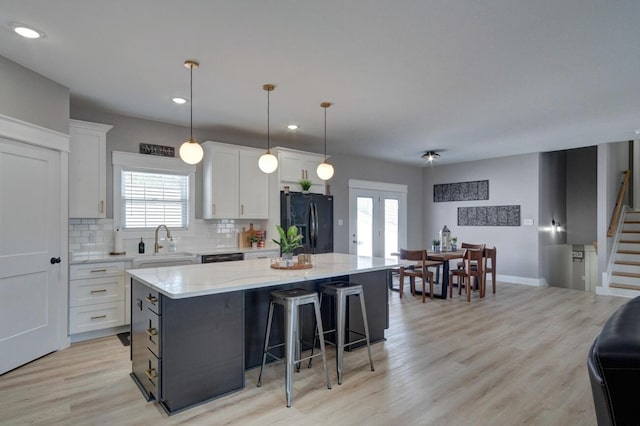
left=69, top=275, right=124, bottom=307
left=70, top=262, right=125, bottom=280
left=144, top=308, right=161, bottom=358
left=69, top=302, right=125, bottom=334
left=137, top=350, right=160, bottom=399
left=142, top=288, right=162, bottom=314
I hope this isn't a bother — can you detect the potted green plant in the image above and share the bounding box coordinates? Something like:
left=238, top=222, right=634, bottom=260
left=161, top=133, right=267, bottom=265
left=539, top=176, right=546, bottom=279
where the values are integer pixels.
left=273, top=225, right=303, bottom=261
left=432, top=239, right=441, bottom=252
left=250, top=235, right=259, bottom=248
left=451, top=236, right=458, bottom=251
left=299, top=178, right=312, bottom=193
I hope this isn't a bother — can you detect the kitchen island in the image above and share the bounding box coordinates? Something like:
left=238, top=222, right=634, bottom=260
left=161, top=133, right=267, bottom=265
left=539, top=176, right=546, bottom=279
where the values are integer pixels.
left=128, top=253, right=396, bottom=414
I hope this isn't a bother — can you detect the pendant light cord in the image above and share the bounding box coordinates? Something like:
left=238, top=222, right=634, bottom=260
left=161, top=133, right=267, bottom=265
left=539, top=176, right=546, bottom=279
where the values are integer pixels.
left=190, top=64, right=193, bottom=142
left=323, top=107, right=327, bottom=160
left=267, top=89, right=270, bottom=152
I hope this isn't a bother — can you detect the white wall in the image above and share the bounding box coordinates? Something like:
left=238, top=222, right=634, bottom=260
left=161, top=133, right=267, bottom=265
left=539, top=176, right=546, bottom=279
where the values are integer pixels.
left=423, top=153, right=540, bottom=282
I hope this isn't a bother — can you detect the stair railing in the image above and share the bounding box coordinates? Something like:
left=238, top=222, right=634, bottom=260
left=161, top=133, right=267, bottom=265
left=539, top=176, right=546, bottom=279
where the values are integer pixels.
left=607, top=170, right=631, bottom=237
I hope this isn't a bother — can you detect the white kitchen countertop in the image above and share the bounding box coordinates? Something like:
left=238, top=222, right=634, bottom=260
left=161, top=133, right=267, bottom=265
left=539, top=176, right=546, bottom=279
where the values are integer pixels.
left=127, top=253, right=398, bottom=299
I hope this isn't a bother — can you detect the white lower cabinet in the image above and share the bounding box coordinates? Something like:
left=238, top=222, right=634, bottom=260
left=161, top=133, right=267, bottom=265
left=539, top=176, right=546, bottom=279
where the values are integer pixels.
left=69, top=261, right=126, bottom=335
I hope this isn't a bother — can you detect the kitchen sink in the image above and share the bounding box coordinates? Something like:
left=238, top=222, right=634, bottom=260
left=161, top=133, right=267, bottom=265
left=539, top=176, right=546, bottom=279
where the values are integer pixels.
left=132, top=252, right=199, bottom=269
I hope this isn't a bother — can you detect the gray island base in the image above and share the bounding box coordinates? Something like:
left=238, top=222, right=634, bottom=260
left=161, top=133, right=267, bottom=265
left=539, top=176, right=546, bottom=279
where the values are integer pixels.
left=128, top=253, right=395, bottom=414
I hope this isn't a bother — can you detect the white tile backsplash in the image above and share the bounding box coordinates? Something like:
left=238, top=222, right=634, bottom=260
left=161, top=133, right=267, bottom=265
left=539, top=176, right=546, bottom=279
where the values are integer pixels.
left=68, top=218, right=268, bottom=256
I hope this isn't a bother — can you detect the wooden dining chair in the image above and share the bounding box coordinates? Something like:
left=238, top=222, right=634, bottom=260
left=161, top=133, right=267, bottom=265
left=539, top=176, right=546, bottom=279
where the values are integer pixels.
left=398, top=249, right=433, bottom=303
left=483, top=247, right=497, bottom=295
left=456, top=243, right=485, bottom=289
left=450, top=249, right=485, bottom=302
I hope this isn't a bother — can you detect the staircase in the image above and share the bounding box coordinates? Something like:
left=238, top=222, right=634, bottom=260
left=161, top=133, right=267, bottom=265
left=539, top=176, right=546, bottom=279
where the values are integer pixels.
left=609, top=210, right=640, bottom=292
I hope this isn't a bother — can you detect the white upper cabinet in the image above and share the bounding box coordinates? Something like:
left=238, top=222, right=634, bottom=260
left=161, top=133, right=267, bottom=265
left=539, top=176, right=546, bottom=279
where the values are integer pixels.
left=203, top=141, right=269, bottom=219
left=276, top=147, right=326, bottom=193
left=69, top=119, right=112, bottom=218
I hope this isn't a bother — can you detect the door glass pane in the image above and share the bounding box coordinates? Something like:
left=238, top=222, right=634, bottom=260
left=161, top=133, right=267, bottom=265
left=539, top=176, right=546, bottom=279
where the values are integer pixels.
left=384, top=198, right=399, bottom=258
left=357, top=197, right=373, bottom=257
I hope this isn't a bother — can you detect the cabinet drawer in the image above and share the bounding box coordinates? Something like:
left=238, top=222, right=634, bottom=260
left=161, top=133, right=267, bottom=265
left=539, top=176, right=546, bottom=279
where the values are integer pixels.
left=69, top=276, right=124, bottom=307
left=134, top=350, right=161, bottom=400
left=69, top=302, right=124, bottom=334
left=142, top=288, right=162, bottom=314
left=143, top=308, right=161, bottom=358
left=70, top=262, right=125, bottom=280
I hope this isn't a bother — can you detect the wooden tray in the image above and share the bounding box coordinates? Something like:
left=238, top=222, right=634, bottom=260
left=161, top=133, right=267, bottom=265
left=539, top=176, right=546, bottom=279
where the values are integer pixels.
left=270, top=263, right=313, bottom=270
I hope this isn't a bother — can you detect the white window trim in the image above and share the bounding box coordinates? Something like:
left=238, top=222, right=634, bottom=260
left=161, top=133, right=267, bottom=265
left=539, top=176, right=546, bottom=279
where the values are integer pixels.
left=113, top=151, right=196, bottom=238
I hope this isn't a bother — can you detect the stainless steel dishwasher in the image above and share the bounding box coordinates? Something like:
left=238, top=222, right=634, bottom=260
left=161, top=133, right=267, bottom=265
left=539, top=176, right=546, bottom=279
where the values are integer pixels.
left=201, top=253, right=244, bottom=263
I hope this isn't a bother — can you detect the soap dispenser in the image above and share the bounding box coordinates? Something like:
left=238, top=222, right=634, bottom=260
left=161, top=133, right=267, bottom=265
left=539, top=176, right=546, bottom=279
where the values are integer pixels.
left=138, top=238, right=145, bottom=254
left=169, top=237, right=176, bottom=253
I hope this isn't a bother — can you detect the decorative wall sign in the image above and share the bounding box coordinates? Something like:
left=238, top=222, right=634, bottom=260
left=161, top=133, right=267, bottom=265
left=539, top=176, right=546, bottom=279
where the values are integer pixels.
left=458, top=205, right=521, bottom=226
left=434, top=180, right=489, bottom=202
left=139, top=143, right=175, bottom=157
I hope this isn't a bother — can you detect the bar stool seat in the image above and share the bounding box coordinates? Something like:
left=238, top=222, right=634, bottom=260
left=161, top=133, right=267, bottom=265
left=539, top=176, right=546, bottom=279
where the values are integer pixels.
left=257, top=288, right=331, bottom=407
left=310, top=281, right=374, bottom=385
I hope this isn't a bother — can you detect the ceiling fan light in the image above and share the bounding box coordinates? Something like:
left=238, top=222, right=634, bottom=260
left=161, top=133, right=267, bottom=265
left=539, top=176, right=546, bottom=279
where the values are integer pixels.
left=179, top=140, right=204, bottom=164
left=316, top=161, right=334, bottom=180
left=258, top=152, right=278, bottom=174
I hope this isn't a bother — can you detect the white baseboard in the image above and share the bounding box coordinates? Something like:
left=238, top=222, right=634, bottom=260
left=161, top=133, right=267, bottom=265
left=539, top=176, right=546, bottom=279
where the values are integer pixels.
left=497, top=274, right=547, bottom=287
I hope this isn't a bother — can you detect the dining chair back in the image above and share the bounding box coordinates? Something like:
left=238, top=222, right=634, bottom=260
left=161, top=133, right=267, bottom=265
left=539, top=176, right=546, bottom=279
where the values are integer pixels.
left=450, top=248, right=485, bottom=302
left=398, top=249, right=433, bottom=302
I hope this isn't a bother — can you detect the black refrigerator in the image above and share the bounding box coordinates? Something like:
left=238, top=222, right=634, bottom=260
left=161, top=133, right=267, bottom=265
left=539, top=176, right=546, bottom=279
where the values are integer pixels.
left=280, top=191, right=333, bottom=254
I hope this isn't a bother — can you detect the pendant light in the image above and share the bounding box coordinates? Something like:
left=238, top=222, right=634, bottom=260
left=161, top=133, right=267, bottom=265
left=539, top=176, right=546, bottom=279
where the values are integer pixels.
left=316, top=102, right=334, bottom=180
left=179, top=60, right=204, bottom=165
left=258, top=84, right=278, bottom=174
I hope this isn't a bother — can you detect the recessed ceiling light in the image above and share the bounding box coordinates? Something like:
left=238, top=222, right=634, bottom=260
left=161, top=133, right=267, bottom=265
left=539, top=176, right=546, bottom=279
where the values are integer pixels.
left=287, top=124, right=299, bottom=130
left=11, top=24, right=44, bottom=39
left=172, top=97, right=187, bottom=104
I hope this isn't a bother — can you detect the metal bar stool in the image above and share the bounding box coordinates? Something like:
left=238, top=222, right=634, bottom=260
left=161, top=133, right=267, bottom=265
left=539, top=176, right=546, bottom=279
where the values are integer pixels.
left=257, top=288, right=331, bottom=407
left=310, top=281, right=374, bottom=385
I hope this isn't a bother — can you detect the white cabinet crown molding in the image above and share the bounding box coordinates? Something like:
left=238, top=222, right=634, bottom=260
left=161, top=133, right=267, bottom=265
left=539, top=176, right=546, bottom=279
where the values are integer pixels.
left=0, top=113, right=69, bottom=152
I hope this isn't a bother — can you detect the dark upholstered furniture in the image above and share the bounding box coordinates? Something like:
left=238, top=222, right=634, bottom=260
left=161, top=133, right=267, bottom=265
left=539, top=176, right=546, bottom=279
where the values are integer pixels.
left=588, top=296, right=640, bottom=425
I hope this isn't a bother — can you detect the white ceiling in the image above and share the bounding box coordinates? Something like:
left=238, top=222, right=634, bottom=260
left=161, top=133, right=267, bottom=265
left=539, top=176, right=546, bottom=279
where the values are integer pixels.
left=1, top=1, right=639, bottom=166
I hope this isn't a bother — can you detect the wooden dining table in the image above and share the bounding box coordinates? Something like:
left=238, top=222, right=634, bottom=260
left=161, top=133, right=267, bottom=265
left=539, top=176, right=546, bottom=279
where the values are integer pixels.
left=391, top=249, right=466, bottom=299
left=424, top=249, right=466, bottom=299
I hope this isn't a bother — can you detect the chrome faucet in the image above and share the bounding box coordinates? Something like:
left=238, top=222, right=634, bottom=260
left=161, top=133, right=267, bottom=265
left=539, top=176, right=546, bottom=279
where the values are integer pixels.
left=154, top=224, right=172, bottom=254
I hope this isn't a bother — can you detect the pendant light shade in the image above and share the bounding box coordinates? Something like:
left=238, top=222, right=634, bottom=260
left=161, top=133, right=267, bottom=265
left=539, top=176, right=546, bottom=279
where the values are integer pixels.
left=258, top=84, right=278, bottom=174
left=316, top=101, right=334, bottom=180
left=179, top=60, right=204, bottom=165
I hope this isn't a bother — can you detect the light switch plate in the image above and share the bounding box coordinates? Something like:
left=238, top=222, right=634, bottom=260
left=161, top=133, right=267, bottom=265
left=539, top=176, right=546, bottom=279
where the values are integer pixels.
left=523, top=218, right=534, bottom=226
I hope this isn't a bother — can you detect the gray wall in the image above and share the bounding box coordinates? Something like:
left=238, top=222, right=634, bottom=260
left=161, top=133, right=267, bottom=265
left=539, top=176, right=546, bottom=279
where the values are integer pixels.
left=538, top=151, right=569, bottom=286
left=0, top=55, right=69, bottom=134
left=423, top=153, right=540, bottom=280
left=566, top=147, right=597, bottom=245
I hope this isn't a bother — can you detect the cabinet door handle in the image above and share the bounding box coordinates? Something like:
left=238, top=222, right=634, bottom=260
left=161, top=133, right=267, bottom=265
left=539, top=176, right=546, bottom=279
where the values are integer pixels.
left=305, top=170, right=308, bottom=180
left=90, top=289, right=107, bottom=294
left=90, top=315, right=107, bottom=320
left=90, top=269, right=107, bottom=273
left=145, top=368, right=157, bottom=380
left=301, top=169, right=304, bottom=179
left=100, top=200, right=104, bottom=213
left=212, top=203, right=216, bottom=215
left=145, top=295, right=158, bottom=305
left=241, top=204, right=244, bottom=215
left=145, top=327, right=158, bottom=337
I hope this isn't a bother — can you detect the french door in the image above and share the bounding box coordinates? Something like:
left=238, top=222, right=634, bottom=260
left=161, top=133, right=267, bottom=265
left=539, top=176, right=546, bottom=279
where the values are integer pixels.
left=348, top=180, right=407, bottom=259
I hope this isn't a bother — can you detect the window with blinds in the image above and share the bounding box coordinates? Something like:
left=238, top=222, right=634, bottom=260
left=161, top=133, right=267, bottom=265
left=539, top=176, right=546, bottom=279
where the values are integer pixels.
left=121, top=170, right=189, bottom=229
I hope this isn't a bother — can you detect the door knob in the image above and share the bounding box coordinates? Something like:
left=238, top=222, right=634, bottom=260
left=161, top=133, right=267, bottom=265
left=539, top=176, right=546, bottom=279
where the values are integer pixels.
left=50, top=257, right=61, bottom=264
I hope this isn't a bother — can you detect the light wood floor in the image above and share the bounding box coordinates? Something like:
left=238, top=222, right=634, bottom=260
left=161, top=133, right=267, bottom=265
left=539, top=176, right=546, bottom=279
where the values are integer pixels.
left=0, top=283, right=626, bottom=425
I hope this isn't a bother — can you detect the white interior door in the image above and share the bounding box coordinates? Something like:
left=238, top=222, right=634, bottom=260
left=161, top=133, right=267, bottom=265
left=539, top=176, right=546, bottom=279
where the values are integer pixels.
left=0, top=138, right=62, bottom=374
left=349, top=180, right=407, bottom=258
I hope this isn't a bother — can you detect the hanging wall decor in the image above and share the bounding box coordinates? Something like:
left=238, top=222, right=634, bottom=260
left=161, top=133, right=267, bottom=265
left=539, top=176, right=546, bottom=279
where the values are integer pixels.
left=458, top=205, right=521, bottom=226
left=434, top=180, right=489, bottom=202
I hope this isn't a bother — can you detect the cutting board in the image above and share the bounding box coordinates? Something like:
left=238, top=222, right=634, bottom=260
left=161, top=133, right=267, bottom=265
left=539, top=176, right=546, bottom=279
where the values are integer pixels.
left=238, top=223, right=256, bottom=248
